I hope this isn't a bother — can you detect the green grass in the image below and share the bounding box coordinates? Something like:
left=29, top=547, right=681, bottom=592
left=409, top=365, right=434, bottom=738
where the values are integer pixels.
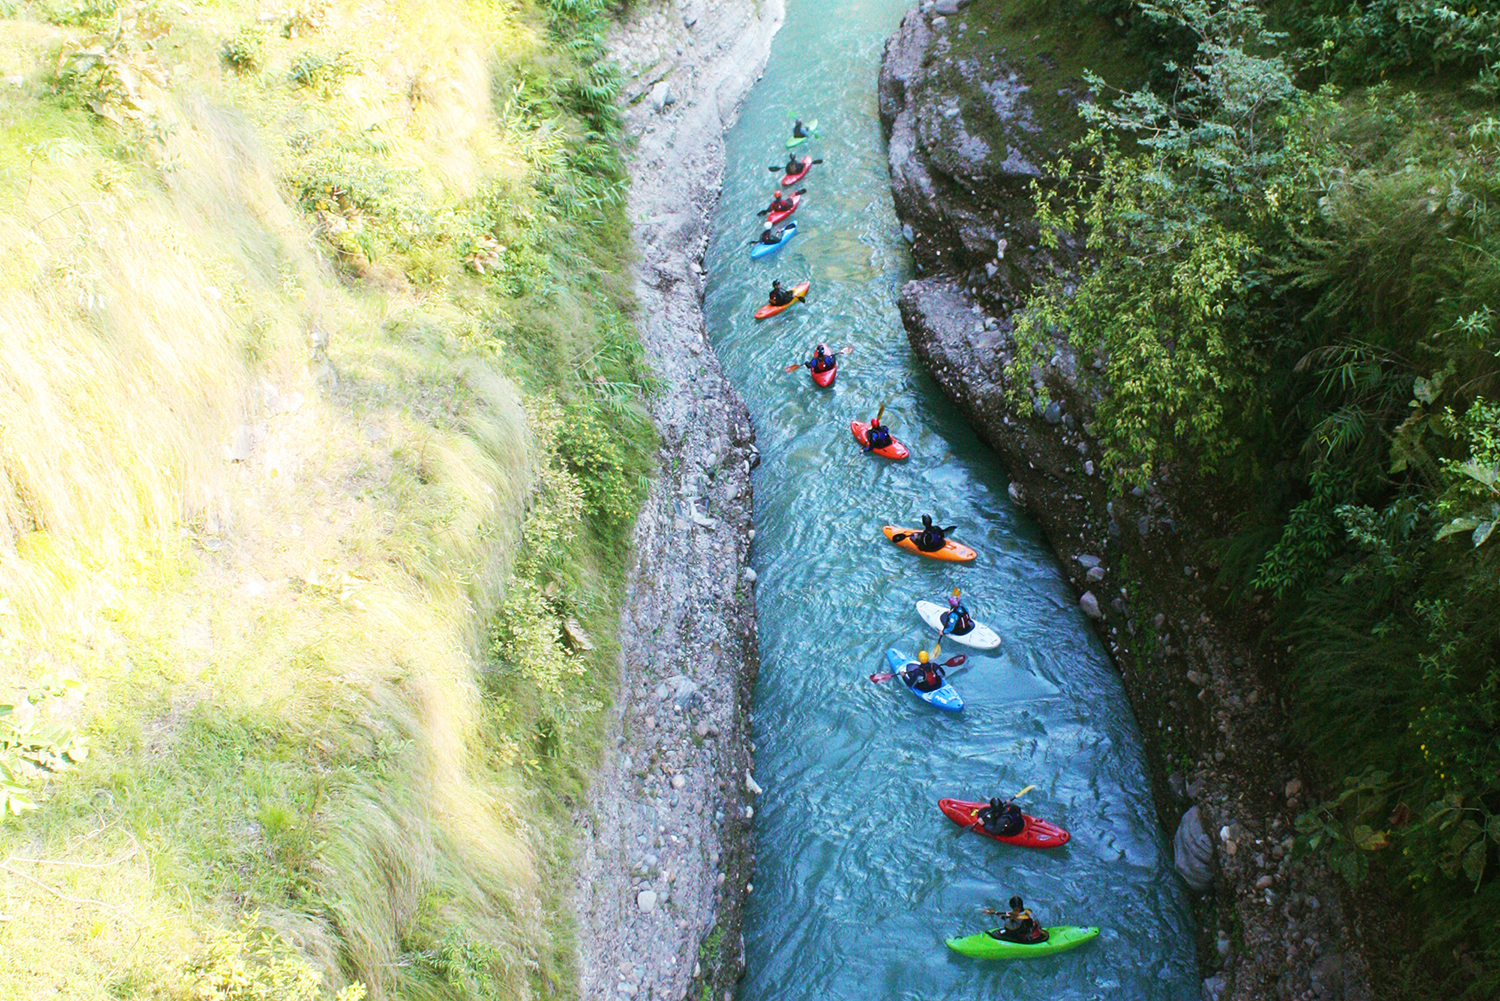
left=0, top=0, right=652, bottom=998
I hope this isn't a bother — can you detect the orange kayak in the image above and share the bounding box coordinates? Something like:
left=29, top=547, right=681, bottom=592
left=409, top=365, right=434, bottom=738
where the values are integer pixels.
left=754, top=280, right=810, bottom=320
left=851, top=420, right=909, bottom=460
left=883, top=524, right=977, bottom=562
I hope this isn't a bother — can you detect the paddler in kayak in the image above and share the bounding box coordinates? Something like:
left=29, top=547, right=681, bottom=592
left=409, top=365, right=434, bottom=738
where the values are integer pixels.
left=900, top=649, right=946, bottom=693
left=763, top=189, right=796, bottom=216
left=784, top=152, right=806, bottom=176
left=767, top=279, right=797, bottom=308
left=791, top=118, right=812, bottom=139
left=976, top=796, right=1025, bottom=837
left=941, top=587, right=975, bottom=636
left=983, top=896, right=1048, bottom=944
left=803, top=343, right=835, bottom=375
left=915, top=514, right=958, bottom=553
left=751, top=221, right=784, bottom=246
left=864, top=406, right=894, bottom=453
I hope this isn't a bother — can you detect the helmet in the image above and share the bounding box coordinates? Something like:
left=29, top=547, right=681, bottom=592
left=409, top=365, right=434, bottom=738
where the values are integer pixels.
left=917, top=650, right=930, bottom=664
left=816, top=342, right=829, bottom=354
left=922, top=514, right=934, bottom=528
left=763, top=221, right=772, bottom=230
left=1009, top=895, right=1023, bottom=910
left=948, top=595, right=960, bottom=608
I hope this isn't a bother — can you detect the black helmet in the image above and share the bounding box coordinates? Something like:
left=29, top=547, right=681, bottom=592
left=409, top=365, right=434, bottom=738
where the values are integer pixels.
left=1009, top=895, right=1023, bottom=910
left=772, top=279, right=782, bottom=287
left=922, top=514, right=934, bottom=527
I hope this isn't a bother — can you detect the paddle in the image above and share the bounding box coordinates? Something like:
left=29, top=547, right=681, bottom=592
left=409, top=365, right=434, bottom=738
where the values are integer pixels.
left=890, top=525, right=957, bottom=545
left=783, top=345, right=853, bottom=372
left=767, top=159, right=824, bottom=172
left=868, top=654, right=966, bottom=684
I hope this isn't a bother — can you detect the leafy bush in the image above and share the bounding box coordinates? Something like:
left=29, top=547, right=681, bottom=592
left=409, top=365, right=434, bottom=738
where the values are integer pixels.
left=221, top=25, right=266, bottom=73
left=287, top=50, right=358, bottom=94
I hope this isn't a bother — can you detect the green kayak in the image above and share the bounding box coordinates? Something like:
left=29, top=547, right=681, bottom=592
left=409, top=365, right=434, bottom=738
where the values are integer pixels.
left=945, top=925, right=1100, bottom=960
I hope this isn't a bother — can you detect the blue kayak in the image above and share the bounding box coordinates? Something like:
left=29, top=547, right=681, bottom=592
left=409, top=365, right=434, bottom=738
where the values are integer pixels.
left=885, top=649, right=963, bottom=712
left=750, top=221, right=797, bottom=258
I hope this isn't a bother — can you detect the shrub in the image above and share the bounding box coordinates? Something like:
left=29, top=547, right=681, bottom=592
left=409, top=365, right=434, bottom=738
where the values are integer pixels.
left=221, top=26, right=266, bottom=73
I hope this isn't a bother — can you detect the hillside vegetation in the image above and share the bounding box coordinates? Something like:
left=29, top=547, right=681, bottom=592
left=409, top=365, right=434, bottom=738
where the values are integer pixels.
left=1013, top=0, right=1500, bottom=994
left=0, top=0, right=650, bottom=998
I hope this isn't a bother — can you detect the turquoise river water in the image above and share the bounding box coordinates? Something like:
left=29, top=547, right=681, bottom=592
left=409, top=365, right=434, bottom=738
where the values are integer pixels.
left=701, top=1, right=1197, bottom=997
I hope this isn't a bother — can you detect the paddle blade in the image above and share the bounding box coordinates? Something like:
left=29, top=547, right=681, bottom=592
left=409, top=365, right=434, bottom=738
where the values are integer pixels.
left=1011, top=784, right=1036, bottom=800
left=784, top=363, right=800, bottom=372
left=944, top=655, right=967, bottom=667
left=868, top=671, right=897, bottom=684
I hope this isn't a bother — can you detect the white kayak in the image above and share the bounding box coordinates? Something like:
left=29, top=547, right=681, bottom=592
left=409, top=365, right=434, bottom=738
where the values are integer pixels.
left=916, top=599, right=1002, bottom=650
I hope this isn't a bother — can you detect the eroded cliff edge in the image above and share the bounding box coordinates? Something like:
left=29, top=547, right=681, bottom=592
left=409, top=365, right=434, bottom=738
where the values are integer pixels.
left=880, top=3, right=1371, bottom=999
left=570, top=4, right=782, bottom=1001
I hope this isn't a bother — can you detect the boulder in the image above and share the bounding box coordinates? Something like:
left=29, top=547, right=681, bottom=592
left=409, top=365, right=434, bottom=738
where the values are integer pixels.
left=1174, top=805, right=1215, bottom=891
left=1079, top=591, right=1101, bottom=618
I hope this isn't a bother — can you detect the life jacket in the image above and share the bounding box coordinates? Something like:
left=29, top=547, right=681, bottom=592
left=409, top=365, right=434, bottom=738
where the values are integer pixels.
left=924, top=667, right=939, bottom=688
left=868, top=423, right=890, bottom=446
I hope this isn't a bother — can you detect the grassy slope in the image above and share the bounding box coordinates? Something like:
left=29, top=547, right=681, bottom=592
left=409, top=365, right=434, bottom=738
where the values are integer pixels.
left=0, top=1, right=649, bottom=998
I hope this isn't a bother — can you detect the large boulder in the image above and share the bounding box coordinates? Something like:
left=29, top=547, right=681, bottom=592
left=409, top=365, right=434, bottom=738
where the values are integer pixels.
left=1173, top=805, right=1215, bottom=891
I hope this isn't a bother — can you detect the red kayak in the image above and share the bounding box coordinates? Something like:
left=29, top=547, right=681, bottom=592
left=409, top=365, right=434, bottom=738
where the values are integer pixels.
left=850, top=420, right=909, bottom=460
left=782, top=156, right=812, bottom=185
left=811, top=361, right=836, bottom=387
left=766, top=192, right=801, bottom=225
left=938, top=798, right=1071, bottom=849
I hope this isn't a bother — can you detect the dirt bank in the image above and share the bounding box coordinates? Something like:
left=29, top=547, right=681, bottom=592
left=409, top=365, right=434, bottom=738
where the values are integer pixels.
left=571, top=4, right=783, bottom=1001
left=879, top=4, right=1372, bottom=1000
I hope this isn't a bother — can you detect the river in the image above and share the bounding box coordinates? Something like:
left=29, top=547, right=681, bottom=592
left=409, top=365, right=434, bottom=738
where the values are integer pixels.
left=700, top=1, right=1197, bottom=997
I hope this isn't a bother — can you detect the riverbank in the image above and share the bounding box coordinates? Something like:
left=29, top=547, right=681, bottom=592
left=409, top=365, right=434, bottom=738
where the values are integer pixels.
left=879, top=3, right=1372, bottom=999
left=572, top=3, right=783, bottom=1000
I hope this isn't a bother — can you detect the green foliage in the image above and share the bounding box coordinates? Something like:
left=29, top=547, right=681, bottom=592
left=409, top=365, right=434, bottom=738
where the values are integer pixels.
left=1022, top=1, right=1500, bottom=991
left=151, top=913, right=368, bottom=1001
left=0, top=669, right=88, bottom=817
left=287, top=49, right=360, bottom=94
left=1287, top=0, right=1500, bottom=95
left=557, top=400, right=650, bottom=536
left=1019, top=0, right=1305, bottom=480
left=222, top=26, right=267, bottom=73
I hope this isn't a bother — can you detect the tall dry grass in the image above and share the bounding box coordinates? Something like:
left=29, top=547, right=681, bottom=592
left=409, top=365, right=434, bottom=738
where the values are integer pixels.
left=0, top=1, right=636, bottom=998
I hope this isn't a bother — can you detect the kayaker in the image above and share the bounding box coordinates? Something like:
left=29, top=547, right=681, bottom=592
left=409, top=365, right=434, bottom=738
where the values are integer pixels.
left=901, top=649, right=945, bottom=693
left=784, top=153, right=805, bottom=176
left=767, top=280, right=796, bottom=308
left=764, top=189, right=796, bottom=215
left=864, top=415, right=894, bottom=452
left=984, top=896, right=1047, bottom=944
left=752, top=222, right=784, bottom=246
left=915, top=514, right=957, bottom=553
left=941, top=587, right=975, bottom=636
left=977, top=797, right=1025, bottom=837
left=792, top=118, right=811, bottom=139
left=804, top=343, right=835, bottom=374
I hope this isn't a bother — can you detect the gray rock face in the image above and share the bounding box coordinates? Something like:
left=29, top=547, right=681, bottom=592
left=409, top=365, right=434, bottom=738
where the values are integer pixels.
left=1079, top=591, right=1102, bottom=618
left=1174, top=805, right=1216, bottom=891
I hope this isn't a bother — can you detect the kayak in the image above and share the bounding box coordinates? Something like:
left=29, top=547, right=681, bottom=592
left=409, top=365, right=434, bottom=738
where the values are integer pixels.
left=786, top=119, right=819, bottom=148
left=946, top=925, right=1099, bottom=960
left=766, top=192, right=802, bottom=225
left=810, top=360, right=836, bottom=388
left=750, top=221, right=797, bottom=259
left=916, top=599, right=1000, bottom=649
left=937, top=798, right=1071, bottom=848
left=850, top=420, right=909, bottom=460
left=883, top=525, right=977, bottom=562
left=753, top=280, right=810, bottom=320
left=886, top=649, right=962, bottom=712
left=782, top=156, right=812, bottom=185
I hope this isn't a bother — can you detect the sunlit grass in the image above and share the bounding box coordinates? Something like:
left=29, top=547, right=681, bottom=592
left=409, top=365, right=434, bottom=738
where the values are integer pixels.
left=0, top=0, right=648, bottom=997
